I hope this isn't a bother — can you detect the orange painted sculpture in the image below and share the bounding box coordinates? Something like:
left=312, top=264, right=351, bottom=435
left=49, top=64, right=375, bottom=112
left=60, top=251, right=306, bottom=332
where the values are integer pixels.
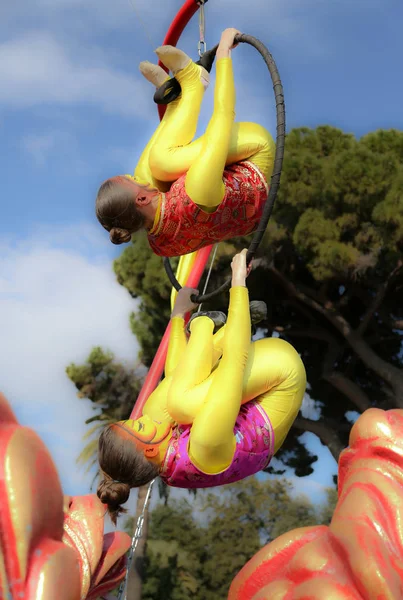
left=0, top=391, right=131, bottom=600
left=229, top=408, right=403, bottom=599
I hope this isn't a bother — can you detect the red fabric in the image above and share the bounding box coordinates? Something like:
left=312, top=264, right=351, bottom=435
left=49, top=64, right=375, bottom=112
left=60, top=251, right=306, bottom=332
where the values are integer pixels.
left=147, top=161, right=268, bottom=257
left=160, top=402, right=274, bottom=489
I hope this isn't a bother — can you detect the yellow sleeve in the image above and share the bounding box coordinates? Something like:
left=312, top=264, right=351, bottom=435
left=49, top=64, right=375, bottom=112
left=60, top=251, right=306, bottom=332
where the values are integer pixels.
left=142, top=316, right=186, bottom=424
left=142, top=377, right=173, bottom=423
left=188, top=286, right=251, bottom=474
left=165, top=316, right=187, bottom=377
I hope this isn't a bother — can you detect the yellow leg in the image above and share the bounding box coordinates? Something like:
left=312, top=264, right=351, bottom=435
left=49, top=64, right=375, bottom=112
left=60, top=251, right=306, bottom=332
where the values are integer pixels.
left=225, top=122, right=275, bottom=184
left=134, top=99, right=176, bottom=189
left=187, top=335, right=305, bottom=472
left=167, top=316, right=215, bottom=423
left=187, top=287, right=250, bottom=469
left=148, top=61, right=207, bottom=183
left=183, top=57, right=235, bottom=208
left=145, top=315, right=214, bottom=423
left=165, top=317, right=188, bottom=378
left=241, top=337, right=306, bottom=454
left=148, top=59, right=275, bottom=210
left=191, top=122, right=275, bottom=212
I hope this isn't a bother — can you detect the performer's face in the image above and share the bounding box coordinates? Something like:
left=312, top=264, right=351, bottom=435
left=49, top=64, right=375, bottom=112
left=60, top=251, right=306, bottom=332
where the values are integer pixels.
left=119, top=416, right=171, bottom=446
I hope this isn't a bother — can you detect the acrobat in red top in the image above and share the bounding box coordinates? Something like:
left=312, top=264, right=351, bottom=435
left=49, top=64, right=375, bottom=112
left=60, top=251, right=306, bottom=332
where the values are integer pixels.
left=148, top=161, right=268, bottom=257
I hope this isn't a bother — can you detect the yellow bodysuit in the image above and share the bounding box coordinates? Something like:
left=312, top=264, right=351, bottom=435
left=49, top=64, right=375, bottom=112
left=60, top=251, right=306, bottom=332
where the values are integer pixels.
left=134, top=57, right=276, bottom=213
left=143, top=286, right=307, bottom=474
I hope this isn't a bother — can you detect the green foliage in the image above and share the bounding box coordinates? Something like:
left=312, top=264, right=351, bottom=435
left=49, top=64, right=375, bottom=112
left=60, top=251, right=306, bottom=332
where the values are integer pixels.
left=318, top=486, right=339, bottom=526
left=66, top=347, right=145, bottom=484
left=373, top=169, right=403, bottom=247
left=277, top=126, right=402, bottom=281
left=66, top=346, right=143, bottom=421
left=139, top=477, right=337, bottom=599
left=114, top=232, right=179, bottom=366
left=141, top=502, right=204, bottom=600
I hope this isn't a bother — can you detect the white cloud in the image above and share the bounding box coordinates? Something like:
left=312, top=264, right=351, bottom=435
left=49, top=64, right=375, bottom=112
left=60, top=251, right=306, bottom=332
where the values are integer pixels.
left=0, top=0, right=348, bottom=122
left=286, top=474, right=330, bottom=505
left=20, top=131, right=70, bottom=166
left=0, top=32, right=153, bottom=117
left=19, top=129, right=97, bottom=173
left=21, top=133, right=56, bottom=166
left=2, top=0, right=177, bottom=34
left=0, top=224, right=140, bottom=495
left=301, top=393, right=322, bottom=421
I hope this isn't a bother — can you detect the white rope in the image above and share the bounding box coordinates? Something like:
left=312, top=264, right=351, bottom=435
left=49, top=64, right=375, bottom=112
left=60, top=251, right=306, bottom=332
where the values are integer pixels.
left=128, top=0, right=156, bottom=52
left=197, top=243, right=219, bottom=312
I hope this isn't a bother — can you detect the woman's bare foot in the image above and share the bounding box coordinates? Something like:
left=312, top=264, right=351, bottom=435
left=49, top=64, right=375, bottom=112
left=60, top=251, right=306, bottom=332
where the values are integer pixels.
left=139, top=61, right=169, bottom=88
left=155, top=45, right=209, bottom=89
left=154, top=45, right=191, bottom=74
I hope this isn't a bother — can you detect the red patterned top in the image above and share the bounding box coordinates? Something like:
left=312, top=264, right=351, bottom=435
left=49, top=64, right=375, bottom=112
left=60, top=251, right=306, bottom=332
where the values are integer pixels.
left=147, top=161, right=268, bottom=257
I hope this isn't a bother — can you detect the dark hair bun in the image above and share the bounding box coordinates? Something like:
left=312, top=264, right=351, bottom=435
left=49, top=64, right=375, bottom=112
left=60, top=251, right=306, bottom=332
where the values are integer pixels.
left=109, top=227, right=132, bottom=245
left=97, top=479, right=130, bottom=505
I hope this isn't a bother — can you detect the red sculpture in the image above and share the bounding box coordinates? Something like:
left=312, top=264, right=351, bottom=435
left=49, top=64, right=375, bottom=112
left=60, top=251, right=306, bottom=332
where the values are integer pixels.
left=0, top=391, right=131, bottom=600
left=229, top=408, right=403, bottom=599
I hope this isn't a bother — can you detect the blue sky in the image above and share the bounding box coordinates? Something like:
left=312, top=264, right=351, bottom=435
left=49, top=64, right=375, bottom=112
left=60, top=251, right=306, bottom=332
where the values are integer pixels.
left=1, top=0, right=402, bottom=515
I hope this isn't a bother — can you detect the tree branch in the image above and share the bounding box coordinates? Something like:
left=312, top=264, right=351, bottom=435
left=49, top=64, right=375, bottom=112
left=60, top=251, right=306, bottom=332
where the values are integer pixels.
left=269, top=265, right=403, bottom=401
left=379, top=310, right=403, bottom=331
left=272, top=325, right=335, bottom=345
left=274, top=323, right=371, bottom=411
left=293, top=416, right=346, bottom=462
left=321, top=340, right=372, bottom=412
left=323, top=372, right=371, bottom=412
left=357, top=262, right=402, bottom=335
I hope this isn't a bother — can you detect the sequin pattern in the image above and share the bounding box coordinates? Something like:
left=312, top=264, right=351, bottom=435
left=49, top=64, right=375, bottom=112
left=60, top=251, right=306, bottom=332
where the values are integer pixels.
left=160, top=401, right=274, bottom=489
left=148, top=161, right=268, bottom=257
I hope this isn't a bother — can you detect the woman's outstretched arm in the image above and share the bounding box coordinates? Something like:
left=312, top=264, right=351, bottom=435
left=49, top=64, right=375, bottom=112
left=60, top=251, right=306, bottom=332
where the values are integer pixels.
left=188, top=250, right=251, bottom=472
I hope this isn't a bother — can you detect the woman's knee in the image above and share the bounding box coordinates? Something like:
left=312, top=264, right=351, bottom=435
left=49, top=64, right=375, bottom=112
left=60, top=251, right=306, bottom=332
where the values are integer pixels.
left=248, top=126, right=275, bottom=180
left=149, top=145, right=173, bottom=182
left=226, top=122, right=274, bottom=176
left=230, top=122, right=273, bottom=151
left=257, top=338, right=306, bottom=388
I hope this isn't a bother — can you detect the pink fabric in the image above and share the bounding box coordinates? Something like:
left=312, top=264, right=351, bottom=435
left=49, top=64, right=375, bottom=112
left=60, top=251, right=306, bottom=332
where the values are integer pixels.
left=147, top=161, right=268, bottom=257
left=159, top=402, right=274, bottom=489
